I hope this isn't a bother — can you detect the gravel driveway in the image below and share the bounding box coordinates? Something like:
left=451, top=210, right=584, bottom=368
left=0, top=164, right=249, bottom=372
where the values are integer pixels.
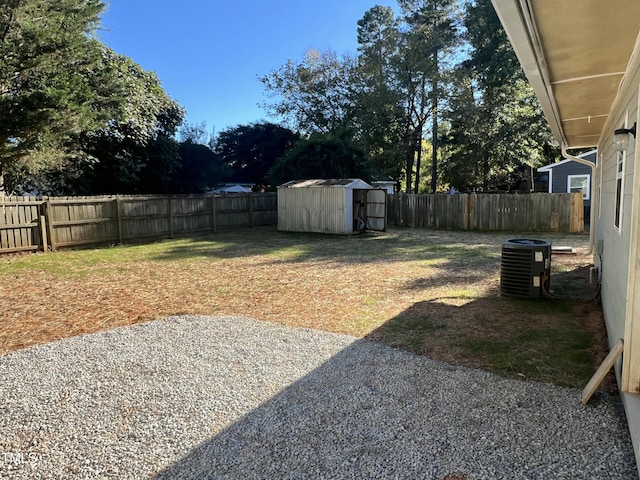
left=0, top=315, right=636, bottom=479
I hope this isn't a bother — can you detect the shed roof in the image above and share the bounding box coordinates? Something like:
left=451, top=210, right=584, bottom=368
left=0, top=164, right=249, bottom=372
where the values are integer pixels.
left=278, top=179, right=373, bottom=189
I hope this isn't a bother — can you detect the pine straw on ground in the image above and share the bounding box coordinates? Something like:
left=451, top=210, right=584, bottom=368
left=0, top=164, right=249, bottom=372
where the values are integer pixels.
left=0, top=252, right=418, bottom=352
left=0, top=226, right=610, bottom=388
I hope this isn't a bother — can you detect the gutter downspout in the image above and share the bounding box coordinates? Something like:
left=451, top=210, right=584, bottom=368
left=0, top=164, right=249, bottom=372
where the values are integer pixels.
left=561, top=144, right=595, bottom=254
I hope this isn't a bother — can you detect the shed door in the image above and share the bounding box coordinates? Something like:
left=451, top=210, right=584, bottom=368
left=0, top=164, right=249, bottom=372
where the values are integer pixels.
left=365, top=189, right=387, bottom=231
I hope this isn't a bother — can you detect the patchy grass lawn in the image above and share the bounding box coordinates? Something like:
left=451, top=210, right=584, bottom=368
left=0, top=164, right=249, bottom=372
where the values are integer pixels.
left=0, top=226, right=610, bottom=389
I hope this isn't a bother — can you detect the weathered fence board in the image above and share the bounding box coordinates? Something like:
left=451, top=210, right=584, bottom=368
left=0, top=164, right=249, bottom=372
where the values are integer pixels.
left=387, top=193, right=583, bottom=232
left=49, top=198, right=119, bottom=249
left=0, top=198, right=42, bottom=253
left=0, top=193, right=278, bottom=254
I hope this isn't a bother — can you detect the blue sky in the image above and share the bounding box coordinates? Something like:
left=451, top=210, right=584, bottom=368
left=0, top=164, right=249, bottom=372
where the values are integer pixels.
left=100, top=1, right=388, bottom=136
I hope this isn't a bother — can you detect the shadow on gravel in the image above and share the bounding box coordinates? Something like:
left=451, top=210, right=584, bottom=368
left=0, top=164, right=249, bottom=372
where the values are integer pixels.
left=152, top=338, right=635, bottom=480
left=1, top=315, right=633, bottom=479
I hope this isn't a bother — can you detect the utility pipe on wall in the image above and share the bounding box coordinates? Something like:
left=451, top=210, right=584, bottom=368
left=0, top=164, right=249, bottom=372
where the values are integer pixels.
left=561, top=144, right=596, bottom=254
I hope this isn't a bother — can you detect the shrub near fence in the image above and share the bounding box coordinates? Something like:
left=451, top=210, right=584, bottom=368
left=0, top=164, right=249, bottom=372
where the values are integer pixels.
left=387, top=193, right=584, bottom=233
left=0, top=193, right=277, bottom=254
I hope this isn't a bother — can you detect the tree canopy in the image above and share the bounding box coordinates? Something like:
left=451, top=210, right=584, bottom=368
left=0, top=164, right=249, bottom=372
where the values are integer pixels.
left=261, top=0, right=557, bottom=193
left=440, top=0, right=556, bottom=192
left=0, top=0, right=118, bottom=192
left=215, top=122, right=300, bottom=188
left=260, top=49, right=358, bottom=135
left=268, top=132, right=374, bottom=187
left=2, top=0, right=558, bottom=196
left=0, top=0, right=206, bottom=195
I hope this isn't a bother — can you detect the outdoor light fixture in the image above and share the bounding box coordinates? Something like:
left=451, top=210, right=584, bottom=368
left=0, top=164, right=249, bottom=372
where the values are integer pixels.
left=613, top=122, right=637, bottom=152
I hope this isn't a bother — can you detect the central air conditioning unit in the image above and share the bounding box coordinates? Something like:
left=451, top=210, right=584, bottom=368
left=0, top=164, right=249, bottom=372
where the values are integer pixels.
left=500, top=238, right=552, bottom=299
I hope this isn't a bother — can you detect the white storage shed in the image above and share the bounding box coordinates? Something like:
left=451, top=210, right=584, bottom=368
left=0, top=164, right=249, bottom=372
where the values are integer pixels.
left=277, top=179, right=387, bottom=234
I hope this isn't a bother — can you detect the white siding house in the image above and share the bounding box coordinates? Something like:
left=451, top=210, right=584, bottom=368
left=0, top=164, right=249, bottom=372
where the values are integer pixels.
left=492, top=0, right=640, bottom=465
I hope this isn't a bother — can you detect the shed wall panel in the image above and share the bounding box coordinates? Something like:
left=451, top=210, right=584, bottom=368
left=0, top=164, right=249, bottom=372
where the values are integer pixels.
left=278, top=187, right=350, bottom=234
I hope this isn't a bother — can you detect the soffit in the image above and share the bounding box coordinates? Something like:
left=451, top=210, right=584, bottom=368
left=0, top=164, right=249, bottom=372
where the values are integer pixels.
left=492, top=0, right=640, bottom=148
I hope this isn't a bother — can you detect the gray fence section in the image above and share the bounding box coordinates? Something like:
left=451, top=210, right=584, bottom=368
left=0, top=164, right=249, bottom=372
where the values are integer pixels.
left=0, top=192, right=582, bottom=255
left=387, top=193, right=583, bottom=232
left=0, top=193, right=277, bottom=254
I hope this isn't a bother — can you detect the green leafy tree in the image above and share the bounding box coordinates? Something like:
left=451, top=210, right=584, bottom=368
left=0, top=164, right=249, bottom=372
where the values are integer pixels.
left=268, top=132, right=374, bottom=187
left=259, top=1, right=551, bottom=193
left=32, top=48, right=185, bottom=195
left=260, top=49, right=358, bottom=135
left=42, top=48, right=185, bottom=194
left=215, top=122, right=300, bottom=188
left=179, top=121, right=216, bottom=148
left=442, top=0, right=556, bottom=192
left=355, top=2, right=460, bottom=193
left=137, top=136, right=182, bottom=194
left=171, top=142, right=230, bottom=194
left=0, top=0, right=121, bottom=193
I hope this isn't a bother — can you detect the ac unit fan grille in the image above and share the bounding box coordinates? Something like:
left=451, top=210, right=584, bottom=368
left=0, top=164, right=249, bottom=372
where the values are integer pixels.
left=500, top=247, right=534, bottom=297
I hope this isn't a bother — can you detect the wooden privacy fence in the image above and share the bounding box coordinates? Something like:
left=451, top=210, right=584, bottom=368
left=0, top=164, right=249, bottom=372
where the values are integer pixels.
left=387, top=193, right=584, bottom=232
left=0, top=193, right=277, bottom=254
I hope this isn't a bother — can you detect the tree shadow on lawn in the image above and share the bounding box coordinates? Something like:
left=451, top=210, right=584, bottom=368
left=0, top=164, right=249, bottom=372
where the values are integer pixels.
left=369, top=264, right=615, bottom=391
left=151, top=226, right=532, bottom=267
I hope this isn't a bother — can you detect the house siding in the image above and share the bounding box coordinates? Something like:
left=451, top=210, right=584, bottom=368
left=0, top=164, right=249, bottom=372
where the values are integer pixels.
left=596, top=67, right=638, bottom=361
left=549, top=160, right=594, bottom=206
left=597, top=88, right=637, bottom=366
left=595, top=56, right=640, bottom=465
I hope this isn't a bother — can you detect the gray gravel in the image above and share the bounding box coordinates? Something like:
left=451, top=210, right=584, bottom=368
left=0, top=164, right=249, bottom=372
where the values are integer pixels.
left=0, top=315, right=636, bottom=479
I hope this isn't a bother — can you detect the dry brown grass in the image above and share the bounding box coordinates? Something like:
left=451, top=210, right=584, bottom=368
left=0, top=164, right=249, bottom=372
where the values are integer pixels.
left=0, top=226, right=610, bottom=388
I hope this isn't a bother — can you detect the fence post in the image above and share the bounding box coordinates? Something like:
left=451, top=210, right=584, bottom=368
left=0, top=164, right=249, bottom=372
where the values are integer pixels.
left=550, top=212, right=560, bottom=232
left=469, top=194, right=476, bottom=231
left=570, top=192, right=583, bottom=233
left=44, top=200, right=56, bottom=252
left=460, top=193, right=471, bottom=230
left=115, top=197, right=124, bottom=244
left=39, top=214, right=48, bottom=252
left=168, top=197, right=174, bottom=238
left=248, top=193, right=253, bottom=227
left=211, top=195, right=217, bottom=233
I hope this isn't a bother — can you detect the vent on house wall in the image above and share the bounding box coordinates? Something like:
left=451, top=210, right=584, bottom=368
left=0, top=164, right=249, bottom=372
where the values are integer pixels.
left=500, top=239, right=552, bottom=299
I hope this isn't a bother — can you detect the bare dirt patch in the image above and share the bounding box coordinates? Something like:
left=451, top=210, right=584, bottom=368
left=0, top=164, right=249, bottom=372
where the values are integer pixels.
left=0, top=226, right=610, bottom=388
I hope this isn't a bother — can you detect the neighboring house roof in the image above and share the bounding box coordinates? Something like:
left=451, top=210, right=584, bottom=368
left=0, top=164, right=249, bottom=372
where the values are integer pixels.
left=537, top=150, right=597, bottom=172
left=491, top=0, right=640, bottom=148
left=220, top=185, right=252, bottom=193
left=371, top=180, right=397, bottom=186
left=279, top=179, right=373, bottom=189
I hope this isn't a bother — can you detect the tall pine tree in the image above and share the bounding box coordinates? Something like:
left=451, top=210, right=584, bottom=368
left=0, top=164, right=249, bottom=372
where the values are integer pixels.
left=0, top=0, right=117, bottom=193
